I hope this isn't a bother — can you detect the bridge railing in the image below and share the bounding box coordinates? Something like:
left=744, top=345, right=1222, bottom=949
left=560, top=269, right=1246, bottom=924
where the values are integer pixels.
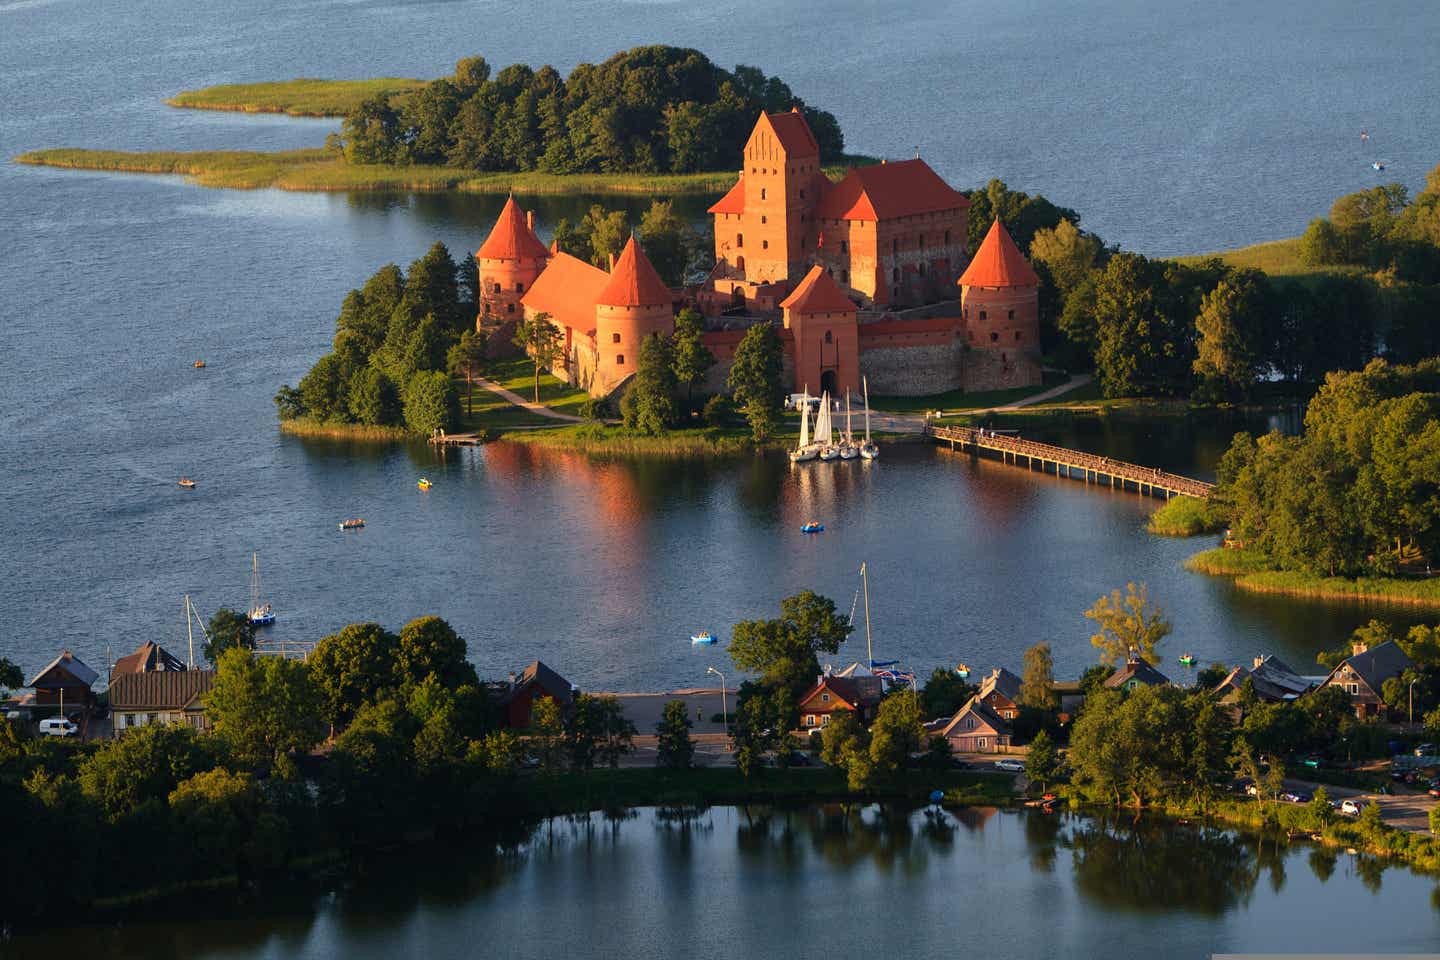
left=925, top=424, right=1214, bottom=497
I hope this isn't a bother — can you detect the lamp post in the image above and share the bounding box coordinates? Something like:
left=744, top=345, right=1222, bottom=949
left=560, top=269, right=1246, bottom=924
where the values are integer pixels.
left=706, top=666, right=727, bottom=736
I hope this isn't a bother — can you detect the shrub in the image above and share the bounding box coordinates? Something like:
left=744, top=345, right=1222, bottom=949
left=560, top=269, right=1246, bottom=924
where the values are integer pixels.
left=702, top=394, right=731, bottom=427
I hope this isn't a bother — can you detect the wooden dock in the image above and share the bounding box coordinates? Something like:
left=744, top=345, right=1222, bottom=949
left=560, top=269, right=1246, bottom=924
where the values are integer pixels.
left=925, top=424, right=1214, bottom=499
left=428, top=431, right=484, bottom=447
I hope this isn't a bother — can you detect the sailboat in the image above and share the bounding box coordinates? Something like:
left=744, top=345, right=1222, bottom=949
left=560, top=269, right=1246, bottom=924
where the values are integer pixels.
left=788, top=390, right=819, bottom=463
left=816, top=392, right=839, bottom=461
left=839, top=393, right=859, bottom=459
left=860, top=376, right=879, bottom=460
left=857, top=562, right=915, bottom=689
left=246, top=552, right=275, bottom=626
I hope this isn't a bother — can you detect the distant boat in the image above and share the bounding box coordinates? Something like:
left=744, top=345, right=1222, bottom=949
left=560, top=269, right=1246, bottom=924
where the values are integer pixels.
left=956, top=663, right=970, bottom=679
left=339, top=518, right=365, bottom=530
left=801, top=521, right=825, bottom=533
left=789, top=390, right=820, bottom=463
left=247, top=551, right=276, bottom=626
left=1373, top=159, right=1391, bottom=171
left=417, top=478, right=433, bottom=491
left=839, top=394, right=859, bottom=459
left=860, top=377, right=879, bottom=460
left=691, top=632, right=717, bottom=645
left=177, top=477, right=196, bottom=489
left=1178, top=653, right=1196, bottom=666
left=193, top=360, right=206, bottom=369
left=815, top=393, right=839, bottom=460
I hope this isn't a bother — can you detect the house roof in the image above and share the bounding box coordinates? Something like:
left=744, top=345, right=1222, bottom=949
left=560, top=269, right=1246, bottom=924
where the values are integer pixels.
left=813, top=159, right=968, bottom=222
left=1104, top=657, right=1170, bottom=689
left=800, top=675, right=883, bottom=711
left=111, top=642, right=187, bottom=682
left=506, top=660, right=574, bottom=706
left=596, top=236, right=672, bottom=308
left=780, top=265, right=856, bottom=315
left=939, top=695, right=1012, bottom=738
left=28, top=650, right=98, bottom=689
left=958, top=219, right=1039, bottom=288
left=708, top=178, right=747, bottom=215
left=477, top=197, right=550, bottom=261
left=109, top=670, right=214, bottom=711
left=977, top=667, right=1023, bottom=704
left=757, top=108, right=819, bottom=157
left=521, top=251, right=610, bottom=333
left=1215, top=654, right=1314, bottom=702
left=1325, top=640, right=1413, bottom=694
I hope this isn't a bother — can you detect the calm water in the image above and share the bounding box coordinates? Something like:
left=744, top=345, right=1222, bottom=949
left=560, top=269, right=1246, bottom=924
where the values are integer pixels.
left=11, top=806, right=1440, bottom=958
left=4, top=0, right=1440, bottom=689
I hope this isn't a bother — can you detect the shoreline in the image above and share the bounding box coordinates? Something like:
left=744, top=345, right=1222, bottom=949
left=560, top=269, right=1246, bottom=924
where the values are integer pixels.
left=1185, top=547, right=1440, bottom=608
left=165, top=77, right=427, bottom=117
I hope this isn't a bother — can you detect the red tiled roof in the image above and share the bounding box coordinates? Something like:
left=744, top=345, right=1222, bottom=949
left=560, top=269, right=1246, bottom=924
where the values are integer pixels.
left=958, top=219, right=1040, bottom=288
left=780, top=265, right=856, bottom=314
left=762, top=108, right=819, bottom=156
left=596, top=237, right=672, bottom=307
left=478, top=197, right=550, bottom=261
left=521, top=252, right=609, bottom=332
left=813, top=159, right=968, bottom=222
left=708, top=177, right=747, bottom=215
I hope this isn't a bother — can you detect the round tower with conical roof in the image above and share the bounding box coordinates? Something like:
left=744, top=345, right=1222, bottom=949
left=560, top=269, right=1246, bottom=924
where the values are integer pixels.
left=593, top=236, right=674, bottom=395
left=956, top=219, right=1042, bottom=389
left=476, top=197, right=551, bottom=327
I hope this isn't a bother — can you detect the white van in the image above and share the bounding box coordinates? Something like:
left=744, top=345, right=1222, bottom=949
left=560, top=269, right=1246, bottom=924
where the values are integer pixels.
left=39, top=717, right=78, bottom=737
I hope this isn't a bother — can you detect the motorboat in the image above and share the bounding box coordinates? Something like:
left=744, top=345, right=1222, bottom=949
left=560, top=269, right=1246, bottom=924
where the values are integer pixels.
left=339, top=518, right=366, bottom=530
left=801, top=521, right=825, bottom=533
left=691, top=632, right=717, bottom=645
left=177, top=477, right=196, bottom=489
left=417, top=478, right=433, bottom=491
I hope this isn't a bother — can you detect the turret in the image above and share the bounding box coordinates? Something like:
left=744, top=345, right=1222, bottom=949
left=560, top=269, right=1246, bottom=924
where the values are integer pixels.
left=593, top=237, right=673, bottom=394
left=476, top=197, right=550, bottom=325
left=957, top=219, right=1040, bottom=352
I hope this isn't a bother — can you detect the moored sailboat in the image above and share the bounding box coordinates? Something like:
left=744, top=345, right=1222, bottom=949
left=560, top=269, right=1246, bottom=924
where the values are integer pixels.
left=839, top=393, right=859, bottom=459
left=816, top=392, right=839, bottom=460
left=788, top=391, right=820, bottom=463
left=247, top=551, right=276, bottom=626
left=860, top=376, right=879, bottom=460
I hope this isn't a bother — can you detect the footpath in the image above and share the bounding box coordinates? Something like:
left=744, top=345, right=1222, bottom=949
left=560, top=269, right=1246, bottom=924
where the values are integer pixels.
left=473, top=376, right=586, bottom=422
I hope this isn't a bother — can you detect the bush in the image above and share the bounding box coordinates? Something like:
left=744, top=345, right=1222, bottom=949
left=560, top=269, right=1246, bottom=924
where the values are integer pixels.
left=578, top=395, right=609, bottom=421
left=702, top=394, right=731, bottom=427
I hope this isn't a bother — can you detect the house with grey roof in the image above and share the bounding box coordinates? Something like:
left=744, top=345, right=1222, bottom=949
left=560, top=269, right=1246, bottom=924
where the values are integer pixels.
left=938, top=695, right=1013, bottom=754
left=109, top=670, right=215, bottom=734
left=977, top=666, right=1024, bottom=721
left=1104, top=654, right=1170, bottom=692
left=28, top=650, right=98, bottom=709
left=1213, top=654, right=1315, bottom=704
left=1318, top=640, right=1414, bottom=719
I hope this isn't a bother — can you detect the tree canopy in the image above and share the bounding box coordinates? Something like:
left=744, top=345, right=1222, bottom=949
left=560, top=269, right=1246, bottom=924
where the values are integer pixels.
left=729, top=591, right=853, bottom=692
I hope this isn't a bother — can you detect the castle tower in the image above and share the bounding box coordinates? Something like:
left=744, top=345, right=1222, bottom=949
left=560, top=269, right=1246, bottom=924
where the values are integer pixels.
left=779, top=265, right=859, bottom=397
left=476, top=196, right=550, bottom=326
left=593, top=236, right=673, bottom=395
left=709, top=108, right=822, bottom=288
left=957, top=219, right=1042, bottom=389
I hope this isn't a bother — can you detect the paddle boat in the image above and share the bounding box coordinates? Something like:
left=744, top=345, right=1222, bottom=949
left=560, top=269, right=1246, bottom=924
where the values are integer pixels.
left=417, top=478, right=433, bottom=491
left=955, top=663, right=970, bottom=679
left=339, top=518, right=366, bottom=530
left=1178, top=653, right=1196, bottom=666
left=800, top=521, right=825, bottom=533
left=690, top=632, right=717, bottom=645
left=193, top=359, right=206, bottom=369
left=177, top=477, right=196, bottom=489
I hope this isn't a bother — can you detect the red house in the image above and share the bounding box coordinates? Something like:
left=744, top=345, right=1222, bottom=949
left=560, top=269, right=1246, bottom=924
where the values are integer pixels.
left=797, top=674, right=883, bottom=733
left=500, top=660, right=575, bottom=729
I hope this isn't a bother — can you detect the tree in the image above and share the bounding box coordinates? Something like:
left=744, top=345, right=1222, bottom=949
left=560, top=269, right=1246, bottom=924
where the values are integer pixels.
left=920, top=667, right=973, bottom=719
left=512, top=312, right=563, bottom=403
left=1029, top=219, right=1102, bottom=295
left=395, top=616, right=476, bottom=691
left=77, top=723, right=218, bottom=822
left=670, top=307, right=715, bottom=411
left=620, top=332, right=678, bottom=434
left=1025, top=729, right=1059, bottom=790
left=168, top=768, right=268, bottom=880
left=531, top=696, right=566, bottom=773
left=447, top=330, right=486, bottom=416
left=820, top=710, right=867, bottom=767
left=341, top=92, right=400, bottom=164
left=638, top=199, right=699, bottom=285
left=1192, top=269, right=1272, bottom=402
left=1309, top=786, right=1333, bottom=830
left=580, top=204, right=629, bottom=268
left=727, top=322, right=784, bottom=441
left=868, top=689, right=923, bottom=775
left=1019, top=642, right=1057, bottom=711
left=0, top=656, right=25, bottom=695
left=206, top=649, right=324, bottom=766
left=403, top=369, right=459, bottom=435
left=655, top=699, right=695, bottom=769
left=568, top=694, right=635, bottom=769
left=347, top=367, right=401, bottom=426
left=1084, top=582, right=1171, bottom=665
left=729, top=591, right=852, bottom=692
left=309, top=622, right=400, bottom=729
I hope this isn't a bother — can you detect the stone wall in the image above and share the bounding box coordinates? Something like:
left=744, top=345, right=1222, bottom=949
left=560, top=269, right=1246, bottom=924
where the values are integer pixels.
left=961, top=345, right=1043, bottom=393
left=858, top=339, right=964, bottom=396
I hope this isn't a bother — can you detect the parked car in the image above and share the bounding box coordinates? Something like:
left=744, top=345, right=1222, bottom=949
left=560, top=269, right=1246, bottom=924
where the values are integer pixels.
left=1428, top=786, right=1440, bottom=798
left=1244, top=783, right=1260, bottom=797
left=39, top=717, right=77, bottom=737
left=1340, top=799, right=1361, bottom=816
left=1280, top=791, right=1311, bottom=804
left=994, top=758, right=1025, bottom=773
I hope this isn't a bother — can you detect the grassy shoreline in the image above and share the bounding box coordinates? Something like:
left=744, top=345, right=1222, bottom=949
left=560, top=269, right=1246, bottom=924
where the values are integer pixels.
left=166, top=78, right=427, bottom=117
left=1147, top=495, right=1227, bottom=536
left=279, top=418, right=413, bottom=442
left=1186, top=547, right=1440, bottom=607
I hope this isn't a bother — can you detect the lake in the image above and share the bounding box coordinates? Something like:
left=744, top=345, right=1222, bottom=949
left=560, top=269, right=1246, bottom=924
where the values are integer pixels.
left=11, top=806, right=1440, bottom=958
left=4, top=0, right=1440, bottom=689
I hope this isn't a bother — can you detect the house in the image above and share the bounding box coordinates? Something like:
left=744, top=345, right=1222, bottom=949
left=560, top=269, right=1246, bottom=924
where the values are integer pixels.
left=1051, top=679, right=1085, bottom=722
left=976, top=667, right=1023, bottom=721
left=1212, top=654, right=1315, bottom=704
left=797, top=674, right=884, bottom=732
left=500, top=660, right=575, bottom=729
left=938, top=696, right=1013, bottom=754
left=109, top=670, right=215, bottom=733
left=1318, top=640, right=1414, bottom=719
left=28, top=650, right=98, bottom=710
left=110, top=641, right=187, bottom=682
left=1104, top=654, right=1170, bottom=692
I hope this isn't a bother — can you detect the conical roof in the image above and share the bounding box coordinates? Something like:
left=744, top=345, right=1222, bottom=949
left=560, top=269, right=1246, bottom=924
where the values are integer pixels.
left=779, top=264, right=856, bottom=314
left=477, top=197, right=550, bottom=261
left=596, top=236, right=672, bottom=307
left=957, top=219, right=1039, bottom=288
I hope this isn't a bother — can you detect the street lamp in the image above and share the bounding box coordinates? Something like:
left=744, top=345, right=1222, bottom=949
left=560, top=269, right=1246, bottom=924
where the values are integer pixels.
left=706, top=666, right=727, bottom=733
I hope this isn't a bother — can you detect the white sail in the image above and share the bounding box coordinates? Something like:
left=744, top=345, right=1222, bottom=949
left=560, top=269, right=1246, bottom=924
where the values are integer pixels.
left=817, top=392, right=833, bottom=445
left=864, top=378, right=871, bottom=442
left=798, top=394, right=810, bottom=448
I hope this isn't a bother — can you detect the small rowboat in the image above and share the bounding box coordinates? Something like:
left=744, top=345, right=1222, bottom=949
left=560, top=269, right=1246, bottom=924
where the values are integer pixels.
left=691, top=632, right=716, bottom=645
left=956, top=663, right=970, bottom=679
left=417, top=478, right=433, bottom=491
left=339, top=518, right=366, bottom=530
left=800, top=521, right=825, bottom=533
left=177, top=477, right=196, bottom=489
left=1178, top=653, right=1196, bottom=666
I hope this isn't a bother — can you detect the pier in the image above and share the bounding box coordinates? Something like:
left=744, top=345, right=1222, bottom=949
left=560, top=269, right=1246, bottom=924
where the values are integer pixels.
left=429, top=431, right=484, bottom=446
left=925, top=424, right=1214, bottom=499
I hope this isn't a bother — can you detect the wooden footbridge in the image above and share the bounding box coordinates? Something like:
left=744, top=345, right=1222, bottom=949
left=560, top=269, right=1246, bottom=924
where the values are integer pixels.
left=925, top=424, right=1214, bottom=499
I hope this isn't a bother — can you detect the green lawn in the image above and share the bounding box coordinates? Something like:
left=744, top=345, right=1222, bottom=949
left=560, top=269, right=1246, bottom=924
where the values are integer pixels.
left=1174, top=237, right=1368, bottom=284
left=871, top=370, right=1075, bottom=415
left=166, top=78, right=427, bottom=117
left=454, top=358, right=591, bottom=432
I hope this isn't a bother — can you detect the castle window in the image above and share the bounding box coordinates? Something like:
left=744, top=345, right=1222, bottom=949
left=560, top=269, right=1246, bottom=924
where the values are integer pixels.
left=616, top=354, right=625, bottom=365
left=825, top=330, right=833, bottom=344
left=979, top=310, right=987, bottom=321
left=892, top=267, right=899, bottom=283
left=612, top=333, right=621, bottom=344
left=760, top=216, right=767, bottom=224
left=799, top=189, right=806, bottom=199
left=919, top=234, right=925, bottom=250
left=841, top=240, right=848, bottom=253
left=990, top=332, right=999, bottom=343
left=918, top=263, right=926, bottom=276
left=945, top=229, right=952, bottom=245
left=1015, top=331, right=1023, bottom=341
left=492, top=282, right=501, bottom=293
left=1008, top=309, right=1014, bottom=320
left=800, top=238, right=805, bottom=249
left=762, top=240, right=769, bottom=250
left=736, top=233, right=744, bottom=248
left=841, top=269, right=848, bottom=284
left=892, top=238, right=899, bottom=254
left=506, top=303, right=514, bottom=313
left=516, top=282, right=524, bottom=293
left=761, top=188, right=767, bottom=200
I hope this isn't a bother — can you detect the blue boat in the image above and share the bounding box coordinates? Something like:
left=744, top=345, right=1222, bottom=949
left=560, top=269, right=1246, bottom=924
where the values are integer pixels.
left=691, top=632, right=717, bottom=645
left=801, top=521, right=825, bottom=533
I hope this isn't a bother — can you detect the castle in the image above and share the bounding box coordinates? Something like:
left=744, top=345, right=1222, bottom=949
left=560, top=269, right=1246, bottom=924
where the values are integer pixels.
left=475, top=109, right=1041, bottom=399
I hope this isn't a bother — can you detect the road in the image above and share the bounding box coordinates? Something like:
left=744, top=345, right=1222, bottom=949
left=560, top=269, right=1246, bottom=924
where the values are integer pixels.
left=1285, top=777, right=1436, bottom=834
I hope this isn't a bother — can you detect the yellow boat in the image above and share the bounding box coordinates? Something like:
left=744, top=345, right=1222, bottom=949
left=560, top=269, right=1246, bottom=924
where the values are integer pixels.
left=178, top=477, right=196, bottom=489
left=193, top=360, right=206, bottom=369
left=417, top=478, right=432, bottom=491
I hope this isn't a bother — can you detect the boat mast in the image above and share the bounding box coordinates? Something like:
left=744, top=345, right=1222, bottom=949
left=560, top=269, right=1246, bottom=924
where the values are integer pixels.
left=846, top=393, right=853, bottom=441
left=863, top=377, right=871, bottom=443
left=250, top=552, right=260, bottom=615
left=799, top=391, right=810, bottom=448
left=185, top=594, right=195, bottom=668
left=861, top=562, right=873, bottom=668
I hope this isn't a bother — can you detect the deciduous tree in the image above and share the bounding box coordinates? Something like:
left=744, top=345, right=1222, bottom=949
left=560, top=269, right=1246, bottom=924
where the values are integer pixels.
left=1084, top=582, right=1171, bottom=665
left=656, top=699, right=695, bottom=769
left=729, top=591, right=852, bottom=692
left=1019, top=642, right=1057, bottom=711
left=727, top=322, right=784, bottom=441
left=512, top=312, right=563, bottom=403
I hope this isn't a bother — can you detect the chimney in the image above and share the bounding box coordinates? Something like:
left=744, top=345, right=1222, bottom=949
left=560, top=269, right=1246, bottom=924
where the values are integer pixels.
left=526, top=209, right=535, bottom=231
left=1253, top=656, right=1265, bottom=670
left=1352, top=641, right=1368, bottom=657
left=816, top=674, right=824, bottom=687
left=608, top=252, right=616, bottom=271
left=1126, top=646, right=1140, bottom=664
